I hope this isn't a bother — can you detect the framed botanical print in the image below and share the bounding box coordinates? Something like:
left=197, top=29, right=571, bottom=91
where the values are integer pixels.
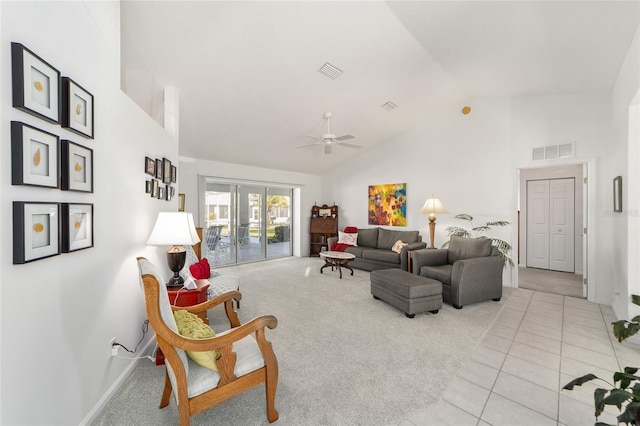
left=151, top=179, right=159, bottom=198
left=11, top=121, right=59, bottom=188
left=171, top=165, right=177, bottom=183
left=11, top=42, right=60, bottom=123
left=163, top=158, right=172, bottom=184
left=61, top=203, right=93, bottom=252
left=145, top=157, right=155, bottom=176
left=62, top=77, right=94, bottom=138
left=13, top=201, right=60, bottom=264
left=155, top=159, right=163, bottom=181
left=178, top=193, right=185, bottom=211
left=61, top=140, right=93, bottom=192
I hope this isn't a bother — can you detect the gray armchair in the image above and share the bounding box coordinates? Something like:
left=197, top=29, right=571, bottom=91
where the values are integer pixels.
left=411, top=236, right=503, bottom=309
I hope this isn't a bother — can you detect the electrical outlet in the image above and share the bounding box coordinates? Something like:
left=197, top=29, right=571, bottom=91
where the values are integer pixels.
left=110, top=337, right=117, bottom=357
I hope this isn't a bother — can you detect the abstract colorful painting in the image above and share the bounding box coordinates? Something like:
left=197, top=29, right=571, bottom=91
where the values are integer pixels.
left=368, top=183, right=407, bottom=226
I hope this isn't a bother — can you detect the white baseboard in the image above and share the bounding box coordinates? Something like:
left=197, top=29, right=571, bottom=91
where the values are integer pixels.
left=80, top=336, right=157, bottom=426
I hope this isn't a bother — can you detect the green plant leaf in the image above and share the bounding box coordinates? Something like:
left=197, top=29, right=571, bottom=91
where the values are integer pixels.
left=595, top=387, right=608, bottom=415
left=445, top=226, right=472, bottom=239
left=632, top=294, right=640, bottom=306
left=563, top=374, right=599, bottom=390
left=618, top=401, right=640, bottom=424
left=472, top=226, right=490, bottom=233
left=603, top=388, right=633, bottom=410
left=486, top=221, right=510, bottom=227
left=454, top=214, right=473, bottom=222
left=614, top=371, right=640, bottom=389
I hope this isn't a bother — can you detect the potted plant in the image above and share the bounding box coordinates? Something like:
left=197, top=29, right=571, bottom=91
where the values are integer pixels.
left=443, top=213, right=513, bottom=267
left=563, top=295, right=640, bottom=425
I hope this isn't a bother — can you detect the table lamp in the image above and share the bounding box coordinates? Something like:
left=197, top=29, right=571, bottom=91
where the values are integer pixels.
left=419, top=196, right=448, bottom=249
left=147, top=212, right=200, bottom=287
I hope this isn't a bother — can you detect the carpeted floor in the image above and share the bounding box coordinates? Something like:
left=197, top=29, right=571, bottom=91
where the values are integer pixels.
left=93, top=257, right=508, bottom=426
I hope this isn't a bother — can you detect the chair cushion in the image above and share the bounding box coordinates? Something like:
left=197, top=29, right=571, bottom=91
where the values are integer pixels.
left=174, top=310, right=219, bottom=371
left=190, top=258, right=211, bottom=279
left=448, top=236, right=492, bottom=263
left=187, top=334, right=266, bottom=398
left=420, top=265, right=454, bottom=285
left=356, top=228, right=379, bottom=248
left=207, top=275, right=240, bottom=298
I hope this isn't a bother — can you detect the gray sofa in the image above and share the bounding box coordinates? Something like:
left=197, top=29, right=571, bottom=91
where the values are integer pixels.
left=327, top=227, right=426, bottom=271
left=411, top=236, right=504, bottom=309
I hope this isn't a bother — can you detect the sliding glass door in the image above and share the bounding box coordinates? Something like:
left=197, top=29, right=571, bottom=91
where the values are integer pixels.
left=202, top=177, right=292, bottom=266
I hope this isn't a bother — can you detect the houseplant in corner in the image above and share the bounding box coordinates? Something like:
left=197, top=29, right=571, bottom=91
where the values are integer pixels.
left=443, top=213, right=513, bottom=267
left=563, top=295, right=640, bottom=425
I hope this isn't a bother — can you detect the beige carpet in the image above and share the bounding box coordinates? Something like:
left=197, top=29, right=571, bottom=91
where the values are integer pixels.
left=93, top=257, right=507, bottom=425
left=518, top=266, right=583, bottom=298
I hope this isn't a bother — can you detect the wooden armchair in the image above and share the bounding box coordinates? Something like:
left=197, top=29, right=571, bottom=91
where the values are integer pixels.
left=136, top=257, right=279, bottom=425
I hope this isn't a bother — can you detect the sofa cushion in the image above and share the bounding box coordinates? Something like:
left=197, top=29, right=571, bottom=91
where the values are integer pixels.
left=448, top=236, right=492, bottom=263
left=377, top=228, right=420, bottom=250
left=357, top=228, right=379, bottom=248
left=362, top=248, right=401, bottom=264
left=344, top=246, right=364, bottom=258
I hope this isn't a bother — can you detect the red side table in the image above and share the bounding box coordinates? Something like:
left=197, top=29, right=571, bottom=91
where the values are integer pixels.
left=156, top=280, right=210, bottom=365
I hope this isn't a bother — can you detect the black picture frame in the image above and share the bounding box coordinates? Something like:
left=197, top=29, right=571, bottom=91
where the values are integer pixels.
left=61, top=203, right=93, bottom=252
left=166, top=185, right=172, bottom=201
left=61, top=77, right=94, bottom=139
left=163, top=158, right=172, bottom=185
left=145, top=180, right=152, bottom=194
left=158, top=186, right=165, bottom=200
left=11, top=121, right=59, bottom=188
left=151, top=179, right=159, bottom=198
left=61, top=140, right=93, bottom=192
left=11, top=42, right=61, bottom=123
left=13, top=201, right=60, bottom=264
left=155, top=159, right=163, bottom=181
left=614, top=176, right=622, bottom=213
left=145, top=156, right=155, bottom=176
left=171, top=165, right=177, bottom=183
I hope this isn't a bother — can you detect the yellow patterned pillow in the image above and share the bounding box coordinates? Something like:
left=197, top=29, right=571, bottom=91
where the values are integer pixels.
left=391, top=239, right=408, bottom=254
left=174, top=310, right=219, bottom=371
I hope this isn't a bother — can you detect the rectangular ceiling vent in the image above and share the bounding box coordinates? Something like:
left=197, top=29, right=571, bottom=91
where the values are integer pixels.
left=381, top=101, right=397, bottom=112
left=318, top=62, right=343, bottom=79
left=532, top=142, right=575, bottom=161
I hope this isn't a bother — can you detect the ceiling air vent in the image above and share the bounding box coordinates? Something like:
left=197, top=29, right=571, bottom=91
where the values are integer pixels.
left=318, top=62, right=343, bottom=79
left=381, top=101, right=397, bottom=112
left=532, top=142, right=575, bottom=161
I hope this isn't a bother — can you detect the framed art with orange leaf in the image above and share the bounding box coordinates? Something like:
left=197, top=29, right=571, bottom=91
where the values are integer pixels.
left=61, top=203, right=93, bottom=252
left=11, top=42, right=61, bottom=123
left=368, top=183, right=407, bottom=226
left=62, top=77, right=94, bottom=138
left=11, top=121, right=59, bottom=188
left=61, top=140, right=93, bottom=192
left=13, top=201, right=60, bottom=264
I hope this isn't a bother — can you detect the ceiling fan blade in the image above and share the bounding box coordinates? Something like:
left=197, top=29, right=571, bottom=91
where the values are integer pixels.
left=334, top=134, right=355, bottom=141
left=304, top=135, right=322, bottom=141
left=296, top=143, right=320, bottom=149
left=339, top=142, right=362, bottom=149
left=324, top=144, right=332, bottom=155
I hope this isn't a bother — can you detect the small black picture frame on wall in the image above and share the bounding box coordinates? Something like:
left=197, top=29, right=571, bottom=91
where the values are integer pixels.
left=61, top=203, right=93, bottom=252
left=162, top=158, right=172, bottom=185
left=614, top=176, right=622, bottom=213
left=61, top=77, right=94, bottom=139
left=11, top=42, right=61, bottom=123
left=155, top=159, right=163, bottom=181
left=11, top=121, right=59, bottom=188
left=145, top=157, right=155, bottom=176
left=13, top=201, right=60, bottom=264
left=61, top=140, right=93, bottom=192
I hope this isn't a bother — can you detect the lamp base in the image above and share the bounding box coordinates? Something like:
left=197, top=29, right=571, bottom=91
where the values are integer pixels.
left=166, top=248, right=187, bottom=288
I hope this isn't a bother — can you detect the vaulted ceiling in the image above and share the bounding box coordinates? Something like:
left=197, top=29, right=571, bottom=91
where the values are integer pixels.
left=121, top=1, right=639, bottom=175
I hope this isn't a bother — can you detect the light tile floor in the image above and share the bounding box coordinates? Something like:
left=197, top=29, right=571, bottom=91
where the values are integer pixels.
left=397, top=288, right=640, bottom=426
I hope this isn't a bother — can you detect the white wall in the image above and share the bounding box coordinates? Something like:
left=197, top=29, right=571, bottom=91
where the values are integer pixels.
left=322, top=93, right=613, bottom=294
left=612, top=22, right=640, bottom=321
left=1, top=2, right=178, bottom=424
left=178, top=157, right=322, bottom=257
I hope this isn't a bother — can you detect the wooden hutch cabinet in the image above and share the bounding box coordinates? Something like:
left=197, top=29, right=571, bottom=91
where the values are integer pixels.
left=309, top=204, right=338, bottom=256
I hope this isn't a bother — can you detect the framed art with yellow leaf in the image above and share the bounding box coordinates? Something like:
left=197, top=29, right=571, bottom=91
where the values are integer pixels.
left=61, top=203, right=93, bottom=252
left=13, top=201, right=60, bottom=264
left=11, top=42, right=61, bottom=123
left=61, top=140, right=93, bottom=192
left=62, top=77, right=94, bottom=139
left=11, top=121, right=59, bottom=188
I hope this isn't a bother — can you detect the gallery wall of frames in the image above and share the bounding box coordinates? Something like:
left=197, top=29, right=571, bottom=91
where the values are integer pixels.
left=10, top=42, right=95, bottom=264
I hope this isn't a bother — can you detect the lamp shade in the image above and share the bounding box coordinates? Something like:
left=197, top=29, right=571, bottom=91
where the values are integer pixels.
left=419, top=197, right=448, bottom=214
left=146, top=212, right=200, bottom=246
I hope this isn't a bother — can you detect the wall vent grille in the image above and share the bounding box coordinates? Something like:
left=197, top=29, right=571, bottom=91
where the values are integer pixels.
left=532, top=142, right=574, bottom=160
left=318, top=62, right=343, bottom=79
left=381, top=101, right=397, bottom=111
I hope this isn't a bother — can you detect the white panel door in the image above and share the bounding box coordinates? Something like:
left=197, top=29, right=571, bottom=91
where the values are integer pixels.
left=549, top=178, right=575, bottom=272
left=527, top=180, right=550, bottom=269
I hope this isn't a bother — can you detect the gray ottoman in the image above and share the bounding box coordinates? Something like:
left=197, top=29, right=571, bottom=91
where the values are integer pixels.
left=370, top=269, right=443, bottom=318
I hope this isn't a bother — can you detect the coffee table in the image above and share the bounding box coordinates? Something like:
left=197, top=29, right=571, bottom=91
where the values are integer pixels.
left=319, top=250, right=356, bottom=279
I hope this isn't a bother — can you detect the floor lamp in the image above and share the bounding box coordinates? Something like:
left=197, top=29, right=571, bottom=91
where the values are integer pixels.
left=420, top=196, right=448, bottom=249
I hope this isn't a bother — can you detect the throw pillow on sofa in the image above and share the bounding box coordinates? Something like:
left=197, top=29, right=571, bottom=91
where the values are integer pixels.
left=391, top=239, right=408, bottom=254
left=338, top=231, right=358, bottom=246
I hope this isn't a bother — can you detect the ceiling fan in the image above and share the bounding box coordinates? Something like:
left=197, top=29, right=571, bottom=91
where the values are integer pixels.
left=297, top=112, right=362, bottom=154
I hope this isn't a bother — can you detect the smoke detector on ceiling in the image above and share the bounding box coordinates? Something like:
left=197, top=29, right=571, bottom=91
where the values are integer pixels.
left=318, top=62, right=343, bottom=79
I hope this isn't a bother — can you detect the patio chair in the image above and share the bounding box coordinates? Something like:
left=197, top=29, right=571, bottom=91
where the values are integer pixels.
left=238, top=224, right=251, bottom=248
